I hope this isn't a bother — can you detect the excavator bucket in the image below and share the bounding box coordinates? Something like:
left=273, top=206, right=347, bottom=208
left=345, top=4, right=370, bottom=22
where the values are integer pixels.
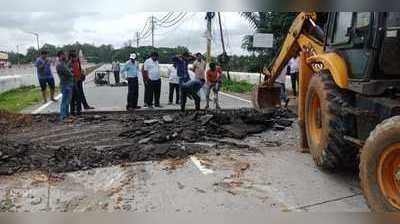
left=251, top=83, right=282, bottom=112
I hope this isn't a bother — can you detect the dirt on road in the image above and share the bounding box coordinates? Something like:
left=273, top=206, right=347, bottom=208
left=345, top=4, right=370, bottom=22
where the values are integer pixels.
left=0, top=109, right=296, bottom=175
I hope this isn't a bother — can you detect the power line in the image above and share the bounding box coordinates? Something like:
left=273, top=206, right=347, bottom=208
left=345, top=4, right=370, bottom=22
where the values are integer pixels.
left=157, top=13, right=187, bottom=28
left=157, top=12, right=185, bottom=25
left=155, top=13, right=195, bottom=36
left=139, top=18, right=152, bottom=39
left=221, top=13, right=232, bottom=52
left=140, top=24, right=152, bottom=40
left=139, top=18, right=150, bottom=35
left=156, top=12, right=174, bottom=24
left=131, top=12, right=194, bottom=48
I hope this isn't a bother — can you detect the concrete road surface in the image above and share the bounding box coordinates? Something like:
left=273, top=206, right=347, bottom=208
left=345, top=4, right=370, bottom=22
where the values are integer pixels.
left=2, top=64, right=369, bottom=212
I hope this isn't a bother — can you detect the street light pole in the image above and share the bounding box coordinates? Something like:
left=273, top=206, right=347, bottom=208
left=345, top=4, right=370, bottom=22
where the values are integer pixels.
left=136, top=32, right=140, bottom=48
left=26, top=32, right=40, bottom=52
left=16, top=45, right=20, bottom=65
left=151, top=16, right=155, bottom=47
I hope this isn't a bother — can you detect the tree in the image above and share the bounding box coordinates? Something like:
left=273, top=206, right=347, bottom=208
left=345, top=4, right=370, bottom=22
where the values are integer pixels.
left=25, top=47, right=38, bottom=63
left=241, top=12, right=297, bottom=69
left=6, top=43, right=191, bottom=65
left=41, top=43, right=58, bottom=56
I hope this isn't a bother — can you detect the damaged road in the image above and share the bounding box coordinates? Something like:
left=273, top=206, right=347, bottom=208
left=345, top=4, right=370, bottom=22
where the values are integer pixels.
left=0, top=109, right=296, bottom=175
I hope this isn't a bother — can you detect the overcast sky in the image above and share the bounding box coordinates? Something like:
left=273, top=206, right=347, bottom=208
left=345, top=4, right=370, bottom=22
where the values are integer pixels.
left=0, top=12, right=254, bottom=56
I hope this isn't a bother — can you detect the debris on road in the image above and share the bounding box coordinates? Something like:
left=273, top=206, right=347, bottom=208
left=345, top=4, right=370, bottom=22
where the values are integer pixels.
left=194, top=187, right=207, bottom=193
left=144, top=119, right=159, bottom=125
left=0, top=110, right=32, bottom=135
left=0, top=109, right=296, bottom=175
left=162, top=115, right=174, bottom=123
left=30, top=197, right=42, bottom=206
left=237, top=161, right=250, bottom=171
left=177, top=182, right=185, bottom=189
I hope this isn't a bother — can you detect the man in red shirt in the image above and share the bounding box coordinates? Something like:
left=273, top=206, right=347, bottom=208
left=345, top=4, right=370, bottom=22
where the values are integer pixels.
left=68, top=50, right=94, bottom=115
left=68, top=50, right=85, bottom=116
left=205, top=62, right=222, bottom=110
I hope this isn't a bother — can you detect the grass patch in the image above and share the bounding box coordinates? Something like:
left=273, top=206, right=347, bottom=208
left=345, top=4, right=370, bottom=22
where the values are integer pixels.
left=221, top=78, right=254, bottom=94
left=0, top=86, right=44, bottom=112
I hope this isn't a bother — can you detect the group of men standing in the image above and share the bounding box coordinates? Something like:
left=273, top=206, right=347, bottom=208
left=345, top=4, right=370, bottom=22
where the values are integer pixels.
left=120, top=52, right=163, bottom=111
left=35, top=50, right=94, bottom=121
left=119, top=51, right=222, bottom=112
left=36, top=49, right=223, bottom=121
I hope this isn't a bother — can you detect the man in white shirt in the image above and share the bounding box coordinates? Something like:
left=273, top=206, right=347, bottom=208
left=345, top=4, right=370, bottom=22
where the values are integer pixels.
left=276, top=65, right=289, bottom=108
left=111, top=61, right=121, bottom=84
left=288, top=55, right=299, bottom=96
left=192, top=52, right=206, bottom=80
left=168, top=63, right=180, bottom=105
left=143, top=52, right=161, bottom=108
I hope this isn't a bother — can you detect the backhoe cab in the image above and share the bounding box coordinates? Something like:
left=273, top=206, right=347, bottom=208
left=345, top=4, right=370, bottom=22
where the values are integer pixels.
left=252, top=12, right=400, bottom=212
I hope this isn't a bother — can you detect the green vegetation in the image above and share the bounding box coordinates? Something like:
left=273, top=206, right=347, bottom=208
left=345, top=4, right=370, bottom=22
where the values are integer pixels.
left=221, top=78, right=254, bottom=94
left=7, top=43, right=190, bottom=65
left=0, top=86, right=43, bottom=112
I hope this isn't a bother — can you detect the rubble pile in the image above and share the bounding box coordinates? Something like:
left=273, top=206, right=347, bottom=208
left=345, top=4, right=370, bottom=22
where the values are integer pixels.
left=118, top=109, right=296, bottom=143
left=0, top=110, right=32, bottom=135
left=0, top=139, right=206, bottom=175
left=0, top=109, right=296, bottom=175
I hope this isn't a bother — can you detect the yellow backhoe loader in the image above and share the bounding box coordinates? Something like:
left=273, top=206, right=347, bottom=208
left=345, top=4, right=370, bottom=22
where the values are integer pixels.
left=252, top=12, right=400, bottom=212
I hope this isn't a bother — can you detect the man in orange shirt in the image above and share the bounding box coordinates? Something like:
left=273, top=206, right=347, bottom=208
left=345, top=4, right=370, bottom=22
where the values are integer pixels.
left=205, top=62, right=222, bottom=110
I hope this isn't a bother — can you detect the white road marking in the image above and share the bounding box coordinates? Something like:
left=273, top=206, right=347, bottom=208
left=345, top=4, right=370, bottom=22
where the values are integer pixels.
left=220, top=91, right=252, bottom=104
left=190, top=156, right=214, bottom=175
left=32, top=93, right=62, bottom=114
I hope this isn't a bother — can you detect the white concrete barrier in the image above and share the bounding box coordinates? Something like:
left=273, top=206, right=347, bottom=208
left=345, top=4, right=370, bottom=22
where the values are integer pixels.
left=0, top=64, right=97, bottom=94
left=0, top=75, right=23, bottom=93
left=223, top=71, right=293, bottom=90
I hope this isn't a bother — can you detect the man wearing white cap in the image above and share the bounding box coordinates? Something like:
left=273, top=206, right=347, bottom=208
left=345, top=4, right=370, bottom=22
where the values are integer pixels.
left=120, top=53, right=141, bottom=111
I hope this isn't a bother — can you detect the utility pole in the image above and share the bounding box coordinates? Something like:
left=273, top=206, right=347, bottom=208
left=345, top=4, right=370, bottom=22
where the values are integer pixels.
left=151, top=16, right=155, bottom=47
left=217, top=12, right=230, bottom=80
left=205, top=12, right=215, bottom=64
left=136, top=32, right=140, bottom=48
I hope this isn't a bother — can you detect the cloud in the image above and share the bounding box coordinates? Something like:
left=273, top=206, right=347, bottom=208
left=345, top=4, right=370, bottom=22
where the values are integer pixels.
left=0, top=12, right=252, bottom=55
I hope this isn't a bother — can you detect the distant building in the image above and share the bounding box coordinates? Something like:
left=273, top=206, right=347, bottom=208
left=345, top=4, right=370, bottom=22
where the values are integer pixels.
left=0, top=52, right=9, bottom=69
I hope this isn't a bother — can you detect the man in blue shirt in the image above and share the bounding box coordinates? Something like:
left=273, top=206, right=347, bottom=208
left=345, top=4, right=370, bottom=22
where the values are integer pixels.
left=121, top=53, right=141, bottom=111
left=180, top=78, right=205, bottom=112
left=56, top=51, right=74, bottom=121
left=173, top=52, right=195, bottom=86
left=35, top=50, right=56, bottom=103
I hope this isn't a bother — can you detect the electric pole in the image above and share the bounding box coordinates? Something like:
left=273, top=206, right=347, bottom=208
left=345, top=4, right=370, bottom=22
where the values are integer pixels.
left=217, top=12, right=230, bottom=80
left=205, top=12, right=215, bottom=64
left=136, top=32, right=140, bottom=48
left=151, top=16, right=155, bottom=47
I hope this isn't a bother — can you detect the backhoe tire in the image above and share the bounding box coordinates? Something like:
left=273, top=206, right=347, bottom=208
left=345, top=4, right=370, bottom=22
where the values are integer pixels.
left=305, top=73, right=357, bottom=170
left=360, top=116, right=400, bottom=212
